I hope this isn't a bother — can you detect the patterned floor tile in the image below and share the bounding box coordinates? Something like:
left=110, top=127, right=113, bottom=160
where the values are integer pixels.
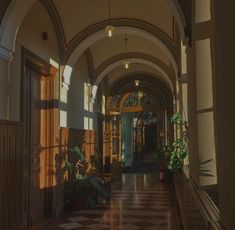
left=122, top=217, right=143, bottom=224
left=86, top=223, right=110, bottom=229
left=67, top=216, right=90, bottom=222
left=58, top=222, right=83, bottom=229
left=45, top=174, right=182, bottom=230
left=116, top=224, right=139, bottom=230
left=92, top=217, right=109, bottom=223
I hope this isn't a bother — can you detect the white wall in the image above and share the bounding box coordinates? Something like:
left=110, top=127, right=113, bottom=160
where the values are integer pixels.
left=65, top=53, right=97, bottom=130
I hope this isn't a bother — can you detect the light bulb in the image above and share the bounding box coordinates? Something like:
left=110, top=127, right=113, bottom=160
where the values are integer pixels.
left=134, top=80, right=140, bottom=87
left=138, top=91, right=143, bottom=98
left=105, top=25, right=115, bottom=37
left=123, top=59, right=130, bottom=69
left=108, top=29, right=112, bottom=37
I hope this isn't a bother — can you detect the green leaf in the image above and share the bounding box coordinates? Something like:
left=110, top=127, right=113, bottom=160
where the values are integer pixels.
left=65, top=161, right=74, bottom=173
left=71, top=146, right=86, bottom=161
left=170, top=112, right=181, bottom=125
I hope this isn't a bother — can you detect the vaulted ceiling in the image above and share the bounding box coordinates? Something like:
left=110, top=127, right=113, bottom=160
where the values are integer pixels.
left=0, top=0, right=189, bottom=111
left=52, top=0, right=174, bottom=44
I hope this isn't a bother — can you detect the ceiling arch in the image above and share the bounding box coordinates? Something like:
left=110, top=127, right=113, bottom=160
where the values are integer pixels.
left=52, top=0, right=175, bottom=43
left=0, top=0, right=188, bottom=61
left=109, top=72, right=173, bottom=110
left=0, top=0, right=35, bottom=59
left=92, top=59, right=174, bottom=96
left=165, top=0, right=187, bottom=44
left=116, top=91, right=162, bottom=111
left=63, top=23, right=178, bottom=71
left=63, top=25, right=179, bottom=90
left=62, top=18, right=176, bottom=62
left=119, top=87, right=169, bottom=109
left=109, top=72, right=172, bottom=95
left=89, top=33, right=171, bottom=70
left=92, top=52, right=175, bottom=88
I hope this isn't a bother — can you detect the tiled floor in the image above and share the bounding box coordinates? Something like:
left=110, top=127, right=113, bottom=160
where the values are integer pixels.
left=44, top=174, right=183, bottom=230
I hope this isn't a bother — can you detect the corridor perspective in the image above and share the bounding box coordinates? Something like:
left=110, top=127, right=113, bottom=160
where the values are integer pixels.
left=45, top=174, right=182, bottom=230
left=0, top=0, right=234, bottom=230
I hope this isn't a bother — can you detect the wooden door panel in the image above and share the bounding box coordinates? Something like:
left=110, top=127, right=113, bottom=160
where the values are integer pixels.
left=22, top=54, right=57, bottom=228
left=22, top=67, right=31, bottom=228
left=30, top=69, right=44, bottom=225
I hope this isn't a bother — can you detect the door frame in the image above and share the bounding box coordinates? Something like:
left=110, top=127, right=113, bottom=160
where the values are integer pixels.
left=21, top=47, right=58, bottom=228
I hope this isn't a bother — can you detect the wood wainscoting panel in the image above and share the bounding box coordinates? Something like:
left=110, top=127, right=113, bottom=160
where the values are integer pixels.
left=0, top=120, right=23, bottom=230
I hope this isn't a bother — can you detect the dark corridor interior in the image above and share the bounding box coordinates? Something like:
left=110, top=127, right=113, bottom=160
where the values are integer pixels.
left=145, top=125, right=157, bottom=153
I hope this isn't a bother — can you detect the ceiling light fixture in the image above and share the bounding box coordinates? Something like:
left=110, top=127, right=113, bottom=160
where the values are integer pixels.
left=123, top=34, right=130, bottom=69
left=105, top=0, right=115, bottom=37
left=134, top=80, right=140, bottom=87
left=138, top=91, right=144, bottom=98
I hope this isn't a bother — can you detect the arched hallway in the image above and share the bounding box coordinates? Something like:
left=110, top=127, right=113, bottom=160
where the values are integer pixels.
left=44, top=174, right=182, bottom=230
left=0, top=0, right=235, bottom=230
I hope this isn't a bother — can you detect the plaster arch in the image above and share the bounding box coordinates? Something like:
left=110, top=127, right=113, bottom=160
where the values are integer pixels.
left=109, top=71, right=173, bottom=95
left=92, top=52, right=175, bottom=88
left=0, top=0, right=36, bottom=59
left=92, top=58, right=174, bottom=95
left=0, top=0, right=187, bottom=60
left=109, top=71, right=173, bottom=109
left=63, top=25, right=178, bottom=89
left=166, top=0, right=187, bottom=44
left=66, top=26, right=178, bottom=73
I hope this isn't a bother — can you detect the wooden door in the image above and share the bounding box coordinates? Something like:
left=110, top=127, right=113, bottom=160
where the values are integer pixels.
left=40, top=76, right=54, bottom=218
left=30, top=68, right=44, bottom=225
left=97, top=116, right=103, bottom=169
left=22, top=67, right=44, bottom=227
left=22, top=56, right=57, bottom=228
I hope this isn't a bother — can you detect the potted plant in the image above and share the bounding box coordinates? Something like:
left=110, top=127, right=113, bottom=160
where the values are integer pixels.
left=155, top=145, right=173, bottom=182
left=64, top=146, right=110, bottom=211
left=155, top=112, right=188, bottom=181
left=167, top=112, right=188, bottom=172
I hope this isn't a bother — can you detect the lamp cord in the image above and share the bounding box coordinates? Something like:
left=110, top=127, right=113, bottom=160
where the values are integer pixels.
left=109, top=0, right=111, bottom=25
left=125, top=34, right=128, bottom=59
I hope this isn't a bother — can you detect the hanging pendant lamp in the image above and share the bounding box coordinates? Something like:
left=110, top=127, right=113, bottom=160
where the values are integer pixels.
left=134, top=80, right=140, bottom=87
left=123, top=34, right=130, bottom=69
left=105, top=0, right=115, bottom=37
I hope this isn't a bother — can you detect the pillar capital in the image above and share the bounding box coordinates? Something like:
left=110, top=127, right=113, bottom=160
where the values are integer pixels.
left=0, top=45, right=13, bottom=61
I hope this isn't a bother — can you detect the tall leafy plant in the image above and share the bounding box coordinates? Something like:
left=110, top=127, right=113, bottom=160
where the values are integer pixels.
left=167, top=112, right=188, bottom=171
left=155, top=113, right=188, bottom=171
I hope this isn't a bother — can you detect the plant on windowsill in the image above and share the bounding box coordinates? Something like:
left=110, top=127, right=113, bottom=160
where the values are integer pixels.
left=64, top=146, right=110, bottom=211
